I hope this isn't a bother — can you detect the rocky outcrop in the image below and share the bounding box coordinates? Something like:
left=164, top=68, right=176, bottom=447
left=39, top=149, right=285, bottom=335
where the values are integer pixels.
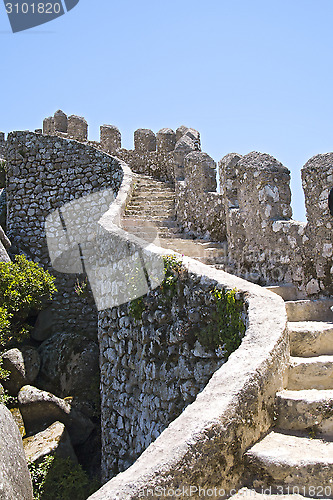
left=31, top=307, right=54, bottom=342
left=37, top=332, right=99, bottom=417
left=0, top=403, right=33, bottom=500
left=1, top=346, right=40, bottom=395
left=18, top=385, right=94, bottom=445
left=23, top=421, right=77, bottom=464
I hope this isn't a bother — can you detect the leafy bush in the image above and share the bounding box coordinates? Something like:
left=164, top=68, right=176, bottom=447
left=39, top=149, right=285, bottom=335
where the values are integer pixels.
left=0, top=255, right=57, bottom=348
left=159, top=255, right=184, bottom=298
left=196, top=288, right=246, bottom=357
left=28, top=455, right=100, bottom=500
left=129, top=255, right=184, bottom=320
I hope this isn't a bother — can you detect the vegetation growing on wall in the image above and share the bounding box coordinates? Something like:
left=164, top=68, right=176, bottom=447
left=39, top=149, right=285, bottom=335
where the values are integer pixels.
left=128, top=255, right=246, bottom=358
left=28, top=455, right=100, bottom=500
left=129, top=255, right=184, bottom=319
left=196, top=287, right=246, bottom=357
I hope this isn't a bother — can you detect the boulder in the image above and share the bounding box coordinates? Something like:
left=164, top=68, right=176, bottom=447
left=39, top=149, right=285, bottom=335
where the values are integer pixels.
left=0, top=403, right=33, bottom=500
left=10, top=407, right=26, bottom=437
left=1, top=346, right=40, bottom=395
left=31, top=307, right=54, bottom=342
left=37, top=332, right=99, bottom=416
left=23, top=421, right=77, bottom=464
left=18, top=385, right=94, bottom=445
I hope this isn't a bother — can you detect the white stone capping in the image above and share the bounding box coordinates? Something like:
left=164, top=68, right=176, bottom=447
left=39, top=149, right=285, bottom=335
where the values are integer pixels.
left=89, top=163, right=290, bottom=499
left=100, top=161, right=134, bottom=227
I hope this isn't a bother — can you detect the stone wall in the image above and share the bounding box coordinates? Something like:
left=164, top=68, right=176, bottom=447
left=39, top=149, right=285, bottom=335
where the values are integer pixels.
left=89, top=253, right=289, bottom=499
left=42, top=110, right=226, bottom=240
left=175, top=152, right=226, bottom=240
left=0, top=132, right=6, bottom=158
left=98, top=259, right=235, bottom=480
left=219, top=151, right=333, bottom=296
left=6, top=131, right=123, bottom=339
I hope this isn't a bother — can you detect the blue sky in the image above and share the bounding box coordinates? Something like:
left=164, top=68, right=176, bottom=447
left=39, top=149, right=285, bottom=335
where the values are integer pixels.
left=1, top=0, right=333, bottom=221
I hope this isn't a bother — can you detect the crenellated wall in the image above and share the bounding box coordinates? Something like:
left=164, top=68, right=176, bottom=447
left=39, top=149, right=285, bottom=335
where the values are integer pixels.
left=1, top=115, right=295, bottom=499
left=39, top=109, right=333, bottom=296
left=42, top=110, right=220, bottom=240
left=0, top=132, right=6, bottom=158
left=219, top=151, right=333, bottom=296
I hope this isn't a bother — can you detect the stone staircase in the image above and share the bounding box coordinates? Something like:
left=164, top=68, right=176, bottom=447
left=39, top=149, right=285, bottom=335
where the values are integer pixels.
left=121, top=173, right=227, bottom=265
left=233, top=287, right=333, bottom=499
left=121, top=174, right=333, bottom=498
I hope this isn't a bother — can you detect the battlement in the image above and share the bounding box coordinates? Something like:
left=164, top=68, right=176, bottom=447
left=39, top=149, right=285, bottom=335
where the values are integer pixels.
left=4, top=108, right=333, bottom=297
left=42, top=109, right=202, bottom=182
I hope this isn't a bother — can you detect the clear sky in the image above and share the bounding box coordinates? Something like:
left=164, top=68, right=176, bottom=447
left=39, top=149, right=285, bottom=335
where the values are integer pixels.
left=1, top=0, right=333, bottom=222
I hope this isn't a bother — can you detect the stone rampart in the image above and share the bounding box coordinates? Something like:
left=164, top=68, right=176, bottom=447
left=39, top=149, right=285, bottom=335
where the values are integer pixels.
left=41, top=110, right=223, bottom=240
left=6, top=131, right=123, bottom=339
left=89, top=243, right=288, bottom=498
left=2, top=117, right=291, bottom=499
left=0, top=132, right=6, bottom=158
left=39, top=109, right=333, bottom=296
left=219, top=151, right=333, bottom=296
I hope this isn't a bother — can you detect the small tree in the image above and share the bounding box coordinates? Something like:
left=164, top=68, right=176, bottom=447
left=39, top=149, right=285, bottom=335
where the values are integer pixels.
left=0, top=255, right=57, bottom=348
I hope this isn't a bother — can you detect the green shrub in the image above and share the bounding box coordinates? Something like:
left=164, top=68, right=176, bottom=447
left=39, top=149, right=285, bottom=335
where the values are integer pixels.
left=196, top=288, right=246, bottom=357
left=28, top=455, right=100, bottom=500
left=159, top=255, right=184, bottom=298
left=0, top=255, right=56, bottom=347
left=129, top=296, right=145, bottom=320
left=129, top=255, right=184, bottom=320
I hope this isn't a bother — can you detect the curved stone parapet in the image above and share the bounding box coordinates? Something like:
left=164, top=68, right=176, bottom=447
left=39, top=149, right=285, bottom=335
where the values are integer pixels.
left=87, top=158, right=289, bottom=498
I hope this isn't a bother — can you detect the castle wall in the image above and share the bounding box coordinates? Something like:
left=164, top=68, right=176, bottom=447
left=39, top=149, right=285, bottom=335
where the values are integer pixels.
left=37, top=109, right=333, bottom=297
left=219, top=150, right=333, bottom=295
left=0, top=132, right=6, bottom=158
left=98, top=263, right=230, bottom=480
left=89, top=253, right=289, bottom=499
left=42, top=110, right=225, bottom=240
left=175, top=152, right=226, bottom=240
left=6, top=131, right=123, bottom=338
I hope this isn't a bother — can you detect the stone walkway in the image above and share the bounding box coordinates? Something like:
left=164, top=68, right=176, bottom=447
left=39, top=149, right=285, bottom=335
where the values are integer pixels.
left=235, top=286, right=333, bottom=499
left=121, top=173, right=227, bottom=265
left=121, top=174, right=333, bottom=498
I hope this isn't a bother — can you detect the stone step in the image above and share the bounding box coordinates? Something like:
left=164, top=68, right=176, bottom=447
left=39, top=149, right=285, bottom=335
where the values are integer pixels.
left=134, top=186, right=174, bottom=193
left=159, top=239, right=227, bottom=263
left=229, top=487, right=326, bottom=499
left=287, top=355, right=333, bottom=390
left=131, top=193, right=175, bottom=206
left=265, top=284, right=300, bottom=301
left=288, top=321, right=333, bottom=357
left=245, top=430, right=333, bottom=495
left=285, top=299, right=333, bottom=322
left=122, top=217, right=178, bottom=228
left=124, top=209, right=175, bottom=217
left=276, top=389, right=333, bottom=438
left=126, top=200, right=175, bottom=208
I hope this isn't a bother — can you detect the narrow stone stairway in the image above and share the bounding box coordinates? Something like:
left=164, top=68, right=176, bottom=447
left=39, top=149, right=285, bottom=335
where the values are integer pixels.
left=121, top=174, right=333, bottom=498
left=233, top=287, right=333, bottom=499
left=121, top=173, right=227, bottom=265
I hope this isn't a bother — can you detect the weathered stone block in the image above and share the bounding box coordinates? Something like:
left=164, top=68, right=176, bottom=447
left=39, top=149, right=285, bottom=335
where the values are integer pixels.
left=134, top=129, right=156, bottom=152
left=100, top=124, right=121, bottom=153
left=67, top=115, right=88, bottom=142
left=156, top=128, right=176, bottom=152
left=0, top=404, right=33, bottom=500
left=54, top=109, right=68, bottom=133
left=43, top=116, right=55, bottom=135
